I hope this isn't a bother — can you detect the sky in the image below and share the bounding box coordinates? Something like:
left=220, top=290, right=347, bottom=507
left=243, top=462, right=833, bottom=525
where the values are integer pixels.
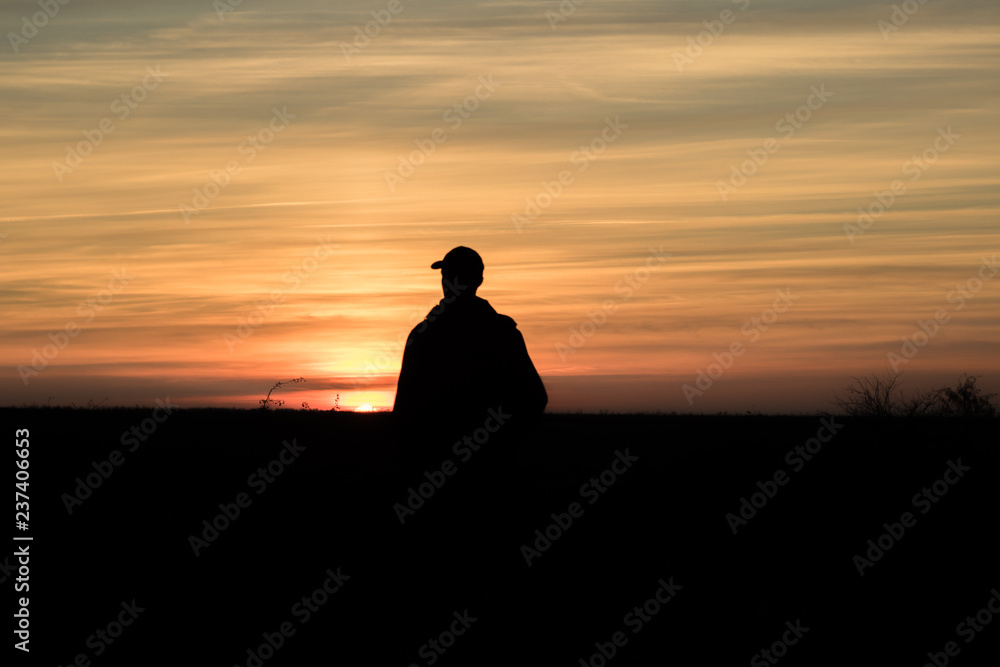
left=1, top=0, right=998, bottom=413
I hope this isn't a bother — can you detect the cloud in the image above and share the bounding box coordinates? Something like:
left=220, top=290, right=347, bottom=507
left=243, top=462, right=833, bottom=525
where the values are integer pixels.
left=1, top=0, right=998, bottom=410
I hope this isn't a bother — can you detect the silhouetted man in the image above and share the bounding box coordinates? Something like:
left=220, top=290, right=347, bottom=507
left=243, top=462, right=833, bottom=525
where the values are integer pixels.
left=390, top=246, right=546, bottom=611
left=393, top=246, right=547, bottom=453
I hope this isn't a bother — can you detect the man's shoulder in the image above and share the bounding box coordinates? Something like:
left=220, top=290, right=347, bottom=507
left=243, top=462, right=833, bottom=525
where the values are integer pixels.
left=495, top=313, right=517, bottom=329
left=477, top=298, right=517, bottom=328
left=489, top=314, right=527, bottom=353
left=404, top=321, right=430, bottom=347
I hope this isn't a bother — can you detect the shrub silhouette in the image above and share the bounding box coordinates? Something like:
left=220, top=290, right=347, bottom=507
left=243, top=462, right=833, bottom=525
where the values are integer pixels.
left=835, top=372, right=996, bottom=417
left=835, top=372, right=902, bottom=417
left=932, top=374, right=997, bottom=417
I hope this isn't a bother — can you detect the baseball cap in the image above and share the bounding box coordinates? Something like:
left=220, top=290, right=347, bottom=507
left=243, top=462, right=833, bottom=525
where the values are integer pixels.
left=430, top=246, right=484, bottom=275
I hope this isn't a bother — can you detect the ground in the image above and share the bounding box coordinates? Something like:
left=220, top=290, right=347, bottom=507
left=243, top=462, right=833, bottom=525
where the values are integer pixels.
left=4, top=408, right=997, bottom=665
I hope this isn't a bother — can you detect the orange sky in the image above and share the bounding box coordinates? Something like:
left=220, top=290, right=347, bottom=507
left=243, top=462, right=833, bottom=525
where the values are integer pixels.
left=2, top=0, right=998, bottom=412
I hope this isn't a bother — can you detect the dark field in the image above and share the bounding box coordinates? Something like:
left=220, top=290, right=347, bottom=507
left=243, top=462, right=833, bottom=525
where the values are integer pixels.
left=4, top=408, right=998, bottom=666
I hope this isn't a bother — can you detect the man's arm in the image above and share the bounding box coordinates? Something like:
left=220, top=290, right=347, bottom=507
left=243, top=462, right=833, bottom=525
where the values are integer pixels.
left=393, top=327, right=422, bottom=422
left=507, top=327, right=547, bottom=417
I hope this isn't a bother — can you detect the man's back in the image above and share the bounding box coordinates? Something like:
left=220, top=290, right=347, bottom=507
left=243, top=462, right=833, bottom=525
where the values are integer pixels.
left=393, top=295, right=547, bottom=437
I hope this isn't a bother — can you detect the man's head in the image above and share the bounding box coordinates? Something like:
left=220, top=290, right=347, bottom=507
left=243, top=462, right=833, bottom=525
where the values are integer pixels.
left=431, top=246, right=483, bottom=298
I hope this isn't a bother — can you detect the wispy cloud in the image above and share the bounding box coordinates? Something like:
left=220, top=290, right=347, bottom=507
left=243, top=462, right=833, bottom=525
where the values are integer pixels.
left=2, top=0, right=998, bottom=409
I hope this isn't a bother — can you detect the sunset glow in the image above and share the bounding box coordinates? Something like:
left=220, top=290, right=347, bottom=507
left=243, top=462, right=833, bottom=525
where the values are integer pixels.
left=2, top=1, right=998, bottom=412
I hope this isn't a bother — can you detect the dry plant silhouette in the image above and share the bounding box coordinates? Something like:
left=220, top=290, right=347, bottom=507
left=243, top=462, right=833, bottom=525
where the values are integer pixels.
left=258, top=377, right=306, bottom=410
left=835, top=372, right=997, bottom=417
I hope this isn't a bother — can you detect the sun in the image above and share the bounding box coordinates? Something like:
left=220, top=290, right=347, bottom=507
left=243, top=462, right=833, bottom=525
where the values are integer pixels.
left=354, top=404, right=374, bottom=412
